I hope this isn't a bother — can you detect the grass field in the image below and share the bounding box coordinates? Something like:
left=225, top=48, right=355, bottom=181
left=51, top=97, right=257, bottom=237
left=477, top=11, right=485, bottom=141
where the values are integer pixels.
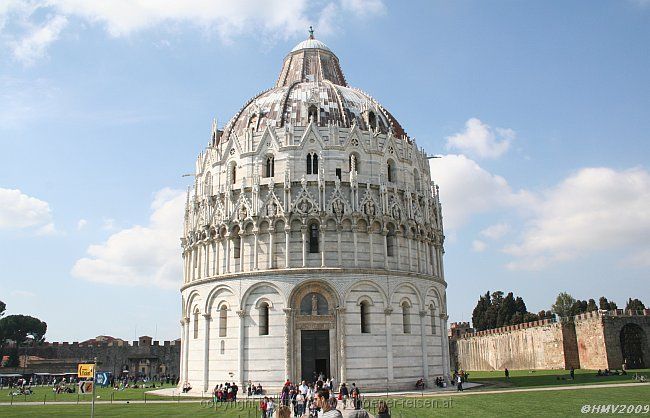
left=466, top=368, right=650, bottom=389
left=0, top=385, right=648, bottom=417
left=0, top=385, right=184, bottom=403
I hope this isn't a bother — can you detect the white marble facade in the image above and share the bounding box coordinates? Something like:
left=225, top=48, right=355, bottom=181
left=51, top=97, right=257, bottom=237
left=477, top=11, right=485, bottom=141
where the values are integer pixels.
left=179, top=32, right=450, bottom=392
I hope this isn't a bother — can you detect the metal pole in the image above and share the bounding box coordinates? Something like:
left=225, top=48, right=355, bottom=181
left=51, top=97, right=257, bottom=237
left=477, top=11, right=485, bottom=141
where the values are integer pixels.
left=91, top=357, right=97, bottom=418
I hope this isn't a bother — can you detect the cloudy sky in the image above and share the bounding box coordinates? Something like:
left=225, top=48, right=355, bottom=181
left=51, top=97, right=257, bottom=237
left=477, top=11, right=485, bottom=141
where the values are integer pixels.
left=1, top=0, right=648, bottom=341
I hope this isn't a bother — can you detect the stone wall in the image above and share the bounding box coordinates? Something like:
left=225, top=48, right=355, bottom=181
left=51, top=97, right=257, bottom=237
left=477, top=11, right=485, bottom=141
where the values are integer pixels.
left=453, top=310, right=650, bottom=371
left=455, top=319, right=576, bottom=371
left=2, top=339, right=180, bottom=378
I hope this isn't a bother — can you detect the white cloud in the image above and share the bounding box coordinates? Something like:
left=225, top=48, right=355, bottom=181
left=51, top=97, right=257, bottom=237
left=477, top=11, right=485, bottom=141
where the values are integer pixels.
left=101, top=218, right=116, bottom=231
left=10, top=14, right=67, bottom=65
left=341, top=0, right=386, bottom=16
left=0, top=188, right=53, bottom=230
left=481, top=223, right=510, bottom=240
left=429, top=154, right=535, bottom=230
left=10, top=290, right=36, bottom=298
left=71, top=188, right=185, bottom=289
left=445, top=118, right=514, bottom=159
left=77, top=219, right=87, bottom=230
left=1, top=0, right=387, bottom=64
left=472, top=240, right=487, bottom=252
left=504, top=167, right=650, bottom=270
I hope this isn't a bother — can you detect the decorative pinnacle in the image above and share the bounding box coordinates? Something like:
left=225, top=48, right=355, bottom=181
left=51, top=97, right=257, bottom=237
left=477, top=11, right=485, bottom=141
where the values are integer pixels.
left=309, top=26, right=314, bottom=39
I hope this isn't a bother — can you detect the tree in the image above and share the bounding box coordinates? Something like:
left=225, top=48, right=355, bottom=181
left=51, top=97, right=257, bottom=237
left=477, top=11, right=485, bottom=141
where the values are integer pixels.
left=599, top=297, right=618, bottom=311
left=586, top=299, right=598, bottom=312
left=625, top=298, right=645, bottom=312
left=471, top=292, right=491, bottom=331
left=0, top=300, right=5, bottom=317
left=0, top=315, right=47, bottom=346
left=552, top=292, right=576, bottom=318
left=472, top=290, right=539, bottom=330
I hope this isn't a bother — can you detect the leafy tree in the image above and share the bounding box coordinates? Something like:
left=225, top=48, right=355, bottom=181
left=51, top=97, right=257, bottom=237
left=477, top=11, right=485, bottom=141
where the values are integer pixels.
left=625, top=298, right=645, bottom=312
left=586, top=299, right=598, bottom=312
left=0, top=315, right=47, bottom=346
left=599, top=297, right=618, bottom=311
left=0, top=300, right=5, bottom=317
left=471, top=292, right=491, bottom=331
left=552, top=292, right=576, bottom=318
left=497, top=292, right=517, bottom=327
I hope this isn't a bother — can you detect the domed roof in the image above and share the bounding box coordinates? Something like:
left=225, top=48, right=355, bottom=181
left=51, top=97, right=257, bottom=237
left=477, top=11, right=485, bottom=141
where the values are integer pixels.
left=218, top=30, right=408, bottom=144
left=291, top=38, right=332, bottom=53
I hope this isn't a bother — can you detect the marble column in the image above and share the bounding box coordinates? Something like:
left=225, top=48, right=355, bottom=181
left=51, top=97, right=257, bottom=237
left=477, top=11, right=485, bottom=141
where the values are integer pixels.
left=285, top=229, right=290, bottom=268
left=203, top=314, right=211, bottom=391
left=239, top=232, right=244, bottom=272
left=215, top=238, right=221, bottom=276
left=301, top=226, right=307, bottom=267
left=179, top=319, right=186, bottom=384
left=407, top=236, right=413, bottom=272
left=336, top=307, right=347, bottom=384
left=440, top=314, right=451, bottom=382
left=268, top=229, right=274, bottom=269
left=369, top=228, right=374, bottom=268
left=320, top=225, right=326, bottom=267
left=419, top=310, right=429, bottom=382
left=283, top=308, right=293, bottom=380
left=253, top=231, right=259, bottom=270
left=337, top=229, right=342, bottom=267
left=384, top=308, right=394, bottom=382
left=182, top=317, right=190, bottom=383
left=226, top=237, right=231, bottom=274
left=396, top=234, right=401, bottom=271
left=237, top=310, right=246, bottom=387
left=352, top=226, right=358, bottom=267
left=382, top=230, right=389, bottom=269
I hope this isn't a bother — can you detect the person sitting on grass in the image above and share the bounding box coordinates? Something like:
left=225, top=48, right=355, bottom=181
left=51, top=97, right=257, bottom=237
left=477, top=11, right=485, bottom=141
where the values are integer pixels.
left=415, top=378, right=425, bottom=389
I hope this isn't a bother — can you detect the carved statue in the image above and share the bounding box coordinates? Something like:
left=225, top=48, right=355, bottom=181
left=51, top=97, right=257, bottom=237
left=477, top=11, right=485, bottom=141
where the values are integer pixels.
left=364, top=200, right=376, bottom=217
left=332, top=199, right=344, bottom=216
left=267, top=201, right=277, bottom=217
left=311, top=294, right=318, bottom=315
left=239, top=205, right=248, bottom=221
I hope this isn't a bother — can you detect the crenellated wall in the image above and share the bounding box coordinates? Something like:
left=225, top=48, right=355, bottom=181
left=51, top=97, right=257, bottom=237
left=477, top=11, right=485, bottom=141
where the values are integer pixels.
left=453, top=310, right=650, bottom=371
left=2, top=338, right=180, bottom=377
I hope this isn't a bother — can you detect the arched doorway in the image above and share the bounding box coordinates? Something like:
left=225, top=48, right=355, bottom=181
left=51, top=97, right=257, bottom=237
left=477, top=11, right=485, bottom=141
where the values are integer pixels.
left=288, top=280, right=341, bottom=383
left=620, top=323, right=647, bottom=369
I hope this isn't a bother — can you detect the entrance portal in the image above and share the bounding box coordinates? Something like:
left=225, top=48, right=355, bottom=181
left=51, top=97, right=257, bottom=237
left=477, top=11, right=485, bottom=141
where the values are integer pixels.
left=301, top=330, right=330, bottom=382
left=620, top=323, right=647, bottom=369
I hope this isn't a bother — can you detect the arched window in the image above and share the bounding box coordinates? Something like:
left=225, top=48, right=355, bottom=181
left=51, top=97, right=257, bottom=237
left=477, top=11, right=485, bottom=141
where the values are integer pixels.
left=193, top=308, right=199, bottom=339
left=360, top=301, right=371, bottom=334
left=306, top=152, right=319, bottom=175
left=414, top=169, right=421, bottom=192
left=386, top=224, right=395, bottom=257
left=306, top=154, right=312, bottom=174
left=259, top=302, right=269, bottom=336
left=387, top=159, right=395, bottom=183
left=233, top=233, right=241, bottom=259
left=248, top=113, right=258, bottom=131
left=402, top=301, right=411, bottom=334
left=368, top=111, right=377, bottom=130
left=219, top=305, right=228, bottom=337
left=309, top=222, right=319, bottom=253
left=308, top=105, right=318, bottom=123
left=230, top=163, right=237, bottom=184
left=430, top=304, right=437, bottom=335
left=264, top=156, right=275, bottom=178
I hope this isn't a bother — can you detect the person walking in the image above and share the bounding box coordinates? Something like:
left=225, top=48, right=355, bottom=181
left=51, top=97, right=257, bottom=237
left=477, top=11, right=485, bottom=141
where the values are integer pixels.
left=504, top=368, right=510, bottom=380
left=351, top=383, right=361, bottom=410
left=339, top=383, right=349, bottom=409
left=456, top=374, right=463, bottom=392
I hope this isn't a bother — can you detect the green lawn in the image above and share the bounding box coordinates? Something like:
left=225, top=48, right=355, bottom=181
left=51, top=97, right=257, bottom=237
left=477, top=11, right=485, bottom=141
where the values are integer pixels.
left=466, top=368, right=650, bottom=389
left=1, top=385, right=649, bottom=417
left=1, top=385, right=190, bottom=403
left=0, top=401, right=258, bottom=417
left=383, top=386, right=650, bottom=418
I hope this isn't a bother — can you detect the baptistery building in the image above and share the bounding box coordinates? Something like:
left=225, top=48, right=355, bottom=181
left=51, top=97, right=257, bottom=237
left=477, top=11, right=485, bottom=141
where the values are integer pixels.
left=179, top=31, right=450, bottom=392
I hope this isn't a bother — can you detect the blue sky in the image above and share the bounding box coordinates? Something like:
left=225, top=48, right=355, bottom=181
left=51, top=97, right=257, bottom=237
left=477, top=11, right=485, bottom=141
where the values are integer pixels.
left=1, top=0, right=648, bottom=341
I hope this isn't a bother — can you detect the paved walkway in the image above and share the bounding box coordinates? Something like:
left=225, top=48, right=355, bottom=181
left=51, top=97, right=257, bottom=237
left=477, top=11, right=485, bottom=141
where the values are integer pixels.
left=1, top=382, right=647, bottom=406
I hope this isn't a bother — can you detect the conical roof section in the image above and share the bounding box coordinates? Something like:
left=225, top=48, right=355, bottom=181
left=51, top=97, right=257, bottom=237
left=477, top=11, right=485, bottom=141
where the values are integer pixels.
left=275, top=29, right=347, bottom=87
